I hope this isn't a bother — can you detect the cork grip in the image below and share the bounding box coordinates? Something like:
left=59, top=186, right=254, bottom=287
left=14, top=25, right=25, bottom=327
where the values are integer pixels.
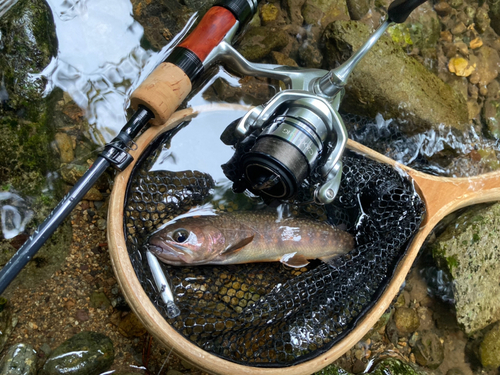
left=130, top=62, right=192, bottom=126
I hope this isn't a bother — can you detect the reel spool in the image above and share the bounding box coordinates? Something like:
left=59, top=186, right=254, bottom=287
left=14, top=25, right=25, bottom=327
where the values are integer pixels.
left=108, top=104, right=426, bottom=374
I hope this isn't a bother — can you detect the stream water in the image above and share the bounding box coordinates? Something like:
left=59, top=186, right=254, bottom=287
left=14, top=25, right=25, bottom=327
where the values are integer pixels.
left=1, top=0, right=500, bottom=373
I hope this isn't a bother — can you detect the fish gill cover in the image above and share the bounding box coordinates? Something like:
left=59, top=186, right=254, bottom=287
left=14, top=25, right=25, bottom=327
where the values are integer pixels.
left=123, top=115, right=424, bottom=366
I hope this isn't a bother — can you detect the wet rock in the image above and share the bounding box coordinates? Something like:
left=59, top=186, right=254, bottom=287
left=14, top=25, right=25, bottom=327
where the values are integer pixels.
left=432, top=203, right=500, bottom=334
left=475, top=7, right=491, bottom=34
left=90, top=292, right=111, bottom=310
left=482, top=97, right=500, bottom=138
left=237, top=26, right=289, bottom=61
left=479, top=322, right=500, bottom=368
left=0, top=343, right=37, bottom=375
left=487, top=79, right=500, bottom=98
left=406, top=1, right=441, bottom=50
left=110, top=311, right=147, bottom=338
left=284, top=0, right=306, bottom=25
left=83, top=187, right=103, bottom=201
left=434, top=2, right=452, bottom=17
left=323, top=21, right=469, bottom=135
left=0, top=0, right=57, bottom=118
left=393, top=307, right=420, bottom=335
left=448, top=57, right=476, bottom=77
left=474, top=46, right=500, bottom=87
left=270, top=51, right=298, bottom=67
left=260, top=3, right=280, bottom=24
left=451, top=22, right=467, bottom=35
left=370, top=358, right=425, bottom=374
left=40, top=331, right=114, bottom=375
left=75, top=309, right=90, bottom=322
left=346, top=0, right=369, bottom=20
left=302, top=0, right=349, bottom=30
left=299, top=42, right=323, bottom=68
left=54, top=133, right=75, bottom=163
left=130, top=0, right=201, bottom=50
left=0, top=298, right=15, bottom=352
left=412, top=331, right=444, bottom=369
left=488, top=0, right=500, bottom=35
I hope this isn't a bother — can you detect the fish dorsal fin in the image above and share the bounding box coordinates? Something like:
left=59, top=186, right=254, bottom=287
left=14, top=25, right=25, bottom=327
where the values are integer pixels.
left=280, top=252, right=309, bottom=268
left=221, top=235, right=254, bottom=256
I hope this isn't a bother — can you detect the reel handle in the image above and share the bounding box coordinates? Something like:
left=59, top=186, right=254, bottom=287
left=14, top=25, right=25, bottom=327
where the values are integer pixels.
left=130, top=0, right=257, bottom=125
left=388, top=0, right=428, bottom=23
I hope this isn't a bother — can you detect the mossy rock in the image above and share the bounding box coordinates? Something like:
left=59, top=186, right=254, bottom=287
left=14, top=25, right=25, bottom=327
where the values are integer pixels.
left=322, top=21, right=469, bottom=135
left=0, top=0, right=57, bottom=121
left=432, top=202, right=500, bottom=335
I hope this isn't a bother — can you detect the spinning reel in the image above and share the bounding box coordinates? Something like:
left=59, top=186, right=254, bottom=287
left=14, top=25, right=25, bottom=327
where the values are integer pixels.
left=202, top=0, right=425, bottom=205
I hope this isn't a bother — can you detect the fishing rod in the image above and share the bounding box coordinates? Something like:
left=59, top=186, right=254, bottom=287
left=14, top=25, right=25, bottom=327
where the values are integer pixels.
left=0, top=0, right=427, bottom=294
left=0, top=0, right=258, bottom=294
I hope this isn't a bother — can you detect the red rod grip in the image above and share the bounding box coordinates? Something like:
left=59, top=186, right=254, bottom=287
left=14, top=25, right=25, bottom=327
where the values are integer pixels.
left=179, top=6, right=237, bottom=62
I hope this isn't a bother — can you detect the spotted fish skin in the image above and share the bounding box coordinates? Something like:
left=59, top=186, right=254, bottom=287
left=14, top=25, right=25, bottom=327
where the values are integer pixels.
left=148, top=211, right=354, bottom=266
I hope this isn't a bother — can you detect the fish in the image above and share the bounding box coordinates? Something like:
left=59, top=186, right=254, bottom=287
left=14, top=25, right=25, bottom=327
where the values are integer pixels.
left=148, top=211, right=355, bottom=267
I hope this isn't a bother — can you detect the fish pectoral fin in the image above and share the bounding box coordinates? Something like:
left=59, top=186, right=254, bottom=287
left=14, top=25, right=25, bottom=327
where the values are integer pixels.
left=318, top=254, right=339, bottom=263
left=280, top=253, right=309, bottom=268
left=221, top=235, right=254, bottom=256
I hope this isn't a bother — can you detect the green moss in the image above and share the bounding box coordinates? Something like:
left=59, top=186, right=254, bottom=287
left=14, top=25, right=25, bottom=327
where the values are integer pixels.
left=387, top=24, right=413, bottom=48
left=447, top=254, right=459, bottom=272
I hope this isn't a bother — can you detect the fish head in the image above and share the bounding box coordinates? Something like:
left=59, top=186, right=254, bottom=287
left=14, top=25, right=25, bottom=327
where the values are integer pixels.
left=148, top=217, right=225, bottom=265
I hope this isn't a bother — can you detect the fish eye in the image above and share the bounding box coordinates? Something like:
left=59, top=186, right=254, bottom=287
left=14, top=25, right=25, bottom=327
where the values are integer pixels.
left=172, top=228, right=189, bottom=243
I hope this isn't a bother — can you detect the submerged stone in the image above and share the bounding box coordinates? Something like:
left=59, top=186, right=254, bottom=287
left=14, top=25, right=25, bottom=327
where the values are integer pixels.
left=479, top=322, right=500, bottom=368
left=237, top=26, right=289, bottom=61
left=393, top=306, right=420, bottom=334
left=412, top=331, right=444, bottom=369
left=488, top=0, right=500, bottom=35
left=40, top=331, right=114, bottom=375
left=432, top=203, right=500, bottom=335
left=0, top=343, right=38, bottom=375
left=482, top=97, right=500, bottom=139
left=322, top=21, right=469, bottom=135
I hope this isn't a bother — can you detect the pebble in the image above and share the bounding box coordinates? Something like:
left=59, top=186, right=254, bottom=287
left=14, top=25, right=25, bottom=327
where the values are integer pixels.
left=393, top=307, right=420, bottom=334
left=97, top=218, right=107, bottom=230
left=469, top=37, right=483, bottom=49
left=451, top=22, right=467, bottom=35
left=434, top=2, right=452, bottom=17
left=0, top=343, right=37, bottom=375
left=54, top=133, right=75, bottom=163
left=89, top=292, right=111, bottom=310
left=259, top=3, right=279, bottom=24
left=479, top=322, right=500, bottom=368
left=448, top=57, right=476, bottom=76
left=40, top=331, right=114, bottom=375
left=412, top=331, right=444, bottom=369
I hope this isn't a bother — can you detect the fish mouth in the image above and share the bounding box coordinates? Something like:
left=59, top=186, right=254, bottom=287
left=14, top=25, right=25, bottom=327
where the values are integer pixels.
left=148, top=241, right=184, bottom=262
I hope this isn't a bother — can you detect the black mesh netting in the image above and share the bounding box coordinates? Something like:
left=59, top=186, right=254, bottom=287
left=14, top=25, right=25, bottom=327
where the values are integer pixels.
left=123, top=118, right=425, bottom=367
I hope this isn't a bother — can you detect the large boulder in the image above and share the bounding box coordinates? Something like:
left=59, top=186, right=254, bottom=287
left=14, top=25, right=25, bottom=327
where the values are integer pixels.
left=322, top=21, right=469, bottom=135
left=432, top=203, right=500, bottom=335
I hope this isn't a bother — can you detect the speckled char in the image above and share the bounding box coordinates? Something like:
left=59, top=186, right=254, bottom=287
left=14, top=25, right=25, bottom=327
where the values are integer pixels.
left=149, top=211, right=354, bottom=265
